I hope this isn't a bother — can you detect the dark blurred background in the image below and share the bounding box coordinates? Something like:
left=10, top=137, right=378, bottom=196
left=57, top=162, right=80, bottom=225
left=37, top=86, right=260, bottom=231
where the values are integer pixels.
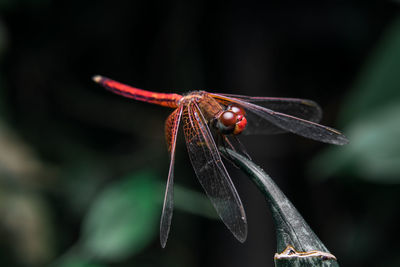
left=0, top=1, right=400, bottom=267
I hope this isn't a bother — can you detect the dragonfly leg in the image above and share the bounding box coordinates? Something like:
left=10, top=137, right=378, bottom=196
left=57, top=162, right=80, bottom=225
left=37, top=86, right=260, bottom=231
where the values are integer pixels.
left=232, top=135, right=252, bottom=161
left=218, top=135, right=241, bottom=169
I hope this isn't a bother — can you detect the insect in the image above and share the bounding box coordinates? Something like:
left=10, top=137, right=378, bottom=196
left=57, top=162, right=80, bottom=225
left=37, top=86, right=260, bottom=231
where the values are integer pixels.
left=93, top=75, right=348, bottom=247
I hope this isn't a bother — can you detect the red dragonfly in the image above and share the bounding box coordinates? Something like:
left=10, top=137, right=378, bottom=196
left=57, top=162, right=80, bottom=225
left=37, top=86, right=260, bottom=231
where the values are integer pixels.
left=93, top=75, right=348, bottom=247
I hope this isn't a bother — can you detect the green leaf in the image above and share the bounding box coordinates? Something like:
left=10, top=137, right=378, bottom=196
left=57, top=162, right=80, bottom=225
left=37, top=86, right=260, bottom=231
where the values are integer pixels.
left=311, top=16, right=400, bottom=183
left=310, top=104, right=400, bottom=182
left=220, top=148, right=338, bottom=267
left=80, top=171, right=160, bottom=261
left=339, top=16, right=400, bottom=124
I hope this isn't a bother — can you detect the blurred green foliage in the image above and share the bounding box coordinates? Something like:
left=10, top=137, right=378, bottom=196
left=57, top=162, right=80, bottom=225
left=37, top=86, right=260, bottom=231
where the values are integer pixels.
left=56, top=256, right=106, bottom=267
left=340, top=16, right=400, bottom=124
left=309, top=15, right=400, bottom=267
left=311, top=16, right=400, bottom=183
left=80, top=171, right=160, bottom=261
left=53, top=172, right=217, bottom=266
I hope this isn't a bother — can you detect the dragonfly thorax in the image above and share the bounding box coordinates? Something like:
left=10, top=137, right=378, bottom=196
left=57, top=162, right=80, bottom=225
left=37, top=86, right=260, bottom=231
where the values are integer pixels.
left=180, top=91, right=222, bottom=119
left=180, top=91, right=247, bottom=135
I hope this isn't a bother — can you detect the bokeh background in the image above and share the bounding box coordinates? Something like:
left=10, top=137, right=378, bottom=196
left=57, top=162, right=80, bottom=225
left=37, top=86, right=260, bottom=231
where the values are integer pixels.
left=1, top=1, right=399, bottom=267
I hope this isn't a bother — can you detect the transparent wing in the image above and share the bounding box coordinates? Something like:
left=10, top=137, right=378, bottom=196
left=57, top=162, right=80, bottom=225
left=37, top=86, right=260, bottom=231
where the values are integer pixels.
left=182, top=102, right=247, bottom=242
left=160, top=106, right=183, bottom=248
left=218, top=93, right=322, bottom=123
left=210, top=93, right=348, bottom=145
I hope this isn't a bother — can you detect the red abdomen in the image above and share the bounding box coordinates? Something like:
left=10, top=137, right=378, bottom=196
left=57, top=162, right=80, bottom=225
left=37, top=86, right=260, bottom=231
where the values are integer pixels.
left=93, top=75, right=182, bottom=108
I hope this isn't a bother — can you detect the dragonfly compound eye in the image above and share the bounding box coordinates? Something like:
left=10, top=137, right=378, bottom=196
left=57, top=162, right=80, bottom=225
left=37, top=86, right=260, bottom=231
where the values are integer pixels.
left=227, top=105, right=247, bottom=135
left=220, top=111, right=236, bottom=127
left=216, top=111, right=236, bottom=134
left=216, top=109, right=247, bottom=135
left=228, top=105, right=245, bottom=117
left=233, top=115, right=247, bottom=135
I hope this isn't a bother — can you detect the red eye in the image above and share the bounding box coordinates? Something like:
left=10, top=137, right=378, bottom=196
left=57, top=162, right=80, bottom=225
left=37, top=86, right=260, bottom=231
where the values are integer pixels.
left=220, top=111, right=237, bottom=126
left=214, top=105, right=247, bottom=135
left=233, top=116, right=247, bottom=135
left=228, top=105, right=245, bottom=116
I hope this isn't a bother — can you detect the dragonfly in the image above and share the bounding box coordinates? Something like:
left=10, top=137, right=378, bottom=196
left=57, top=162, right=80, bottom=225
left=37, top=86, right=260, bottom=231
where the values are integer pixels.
left=93, top=75, right=348, bottom=248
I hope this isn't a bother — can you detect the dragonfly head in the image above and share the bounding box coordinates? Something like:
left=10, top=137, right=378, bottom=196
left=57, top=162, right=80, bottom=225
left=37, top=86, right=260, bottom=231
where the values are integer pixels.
left=215, top=105, right=247, bottom=135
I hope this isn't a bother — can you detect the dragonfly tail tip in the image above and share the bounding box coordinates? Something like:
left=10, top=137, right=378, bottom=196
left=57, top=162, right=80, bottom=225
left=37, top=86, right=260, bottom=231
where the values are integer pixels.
left=92, top=75, right=103, bottom=83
